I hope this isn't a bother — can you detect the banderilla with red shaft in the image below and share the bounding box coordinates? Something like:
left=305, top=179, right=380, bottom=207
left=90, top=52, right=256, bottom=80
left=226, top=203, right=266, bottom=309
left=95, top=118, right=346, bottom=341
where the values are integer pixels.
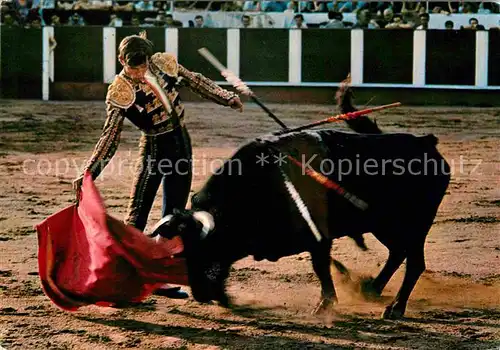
left=285, top=155, right=369, bottom=211
left=274, top=102, right=401, bottom=136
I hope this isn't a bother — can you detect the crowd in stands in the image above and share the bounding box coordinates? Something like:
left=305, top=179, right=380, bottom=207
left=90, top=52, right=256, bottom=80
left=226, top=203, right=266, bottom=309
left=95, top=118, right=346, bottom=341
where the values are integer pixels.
left=1, top=0, right=499, bottom=29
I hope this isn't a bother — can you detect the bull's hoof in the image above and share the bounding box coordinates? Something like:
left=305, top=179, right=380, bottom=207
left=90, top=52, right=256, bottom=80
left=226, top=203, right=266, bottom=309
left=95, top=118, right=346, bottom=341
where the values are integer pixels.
left=382, top=304, right=405, bottom=320
left=217, top=293, right=231, bottom=308
left=360, top=277, right=381, bottom=300
left=214, top=293, right=232, bottom=308
left=312, top=297, right=337, bottom=316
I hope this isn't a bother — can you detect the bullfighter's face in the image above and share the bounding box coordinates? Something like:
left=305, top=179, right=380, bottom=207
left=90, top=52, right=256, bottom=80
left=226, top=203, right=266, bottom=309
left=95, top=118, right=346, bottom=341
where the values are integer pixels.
left=152, top=210, right=230, bottom=305
left=119, top=55, right=149, bottom=82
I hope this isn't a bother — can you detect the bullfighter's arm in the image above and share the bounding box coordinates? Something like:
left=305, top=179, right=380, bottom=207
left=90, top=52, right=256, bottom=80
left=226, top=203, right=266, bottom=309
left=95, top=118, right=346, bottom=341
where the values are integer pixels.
left=150, top=52, right=239, bottom=107
left=81, top=75, right=133, bottom=179
left=177, top=64, right=238, bottom=106
left=82, top=104, right=125, bottom=179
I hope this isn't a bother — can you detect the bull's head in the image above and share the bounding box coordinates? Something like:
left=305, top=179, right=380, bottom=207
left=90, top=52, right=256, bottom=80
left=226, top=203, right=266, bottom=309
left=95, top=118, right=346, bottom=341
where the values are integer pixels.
left=150, top=209, right=231, bottom=306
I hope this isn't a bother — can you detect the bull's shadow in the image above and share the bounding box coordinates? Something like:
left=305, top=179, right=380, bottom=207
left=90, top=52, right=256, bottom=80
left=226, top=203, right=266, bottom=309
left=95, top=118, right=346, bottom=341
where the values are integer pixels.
left=76, top=315, right=355, bottom=349
left=76, top=305, right=500, bottom=349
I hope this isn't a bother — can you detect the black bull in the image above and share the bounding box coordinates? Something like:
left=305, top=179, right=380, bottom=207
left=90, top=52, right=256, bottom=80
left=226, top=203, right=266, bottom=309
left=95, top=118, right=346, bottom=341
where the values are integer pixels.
left=154, top=126, right=450, bottom=319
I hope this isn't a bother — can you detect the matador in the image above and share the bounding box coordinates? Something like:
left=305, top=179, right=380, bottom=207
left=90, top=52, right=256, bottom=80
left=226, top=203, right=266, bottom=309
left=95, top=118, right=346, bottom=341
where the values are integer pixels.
left=73, top=32, right=243, bottom=298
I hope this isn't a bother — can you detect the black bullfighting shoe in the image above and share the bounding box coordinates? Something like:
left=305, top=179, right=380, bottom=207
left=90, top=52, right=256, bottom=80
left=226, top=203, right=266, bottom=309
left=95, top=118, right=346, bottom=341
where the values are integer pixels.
left=153, top=285, right=189, bottom=299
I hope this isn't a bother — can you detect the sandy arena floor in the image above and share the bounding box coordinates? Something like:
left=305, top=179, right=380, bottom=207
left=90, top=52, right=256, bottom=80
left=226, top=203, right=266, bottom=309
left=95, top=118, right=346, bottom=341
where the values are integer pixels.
left=0, top=98, right=499, bottom=349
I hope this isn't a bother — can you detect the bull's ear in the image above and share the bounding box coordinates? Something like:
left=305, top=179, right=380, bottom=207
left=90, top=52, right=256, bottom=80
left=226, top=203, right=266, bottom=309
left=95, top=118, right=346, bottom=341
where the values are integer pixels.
left=192, top=211, right=215, bottom=239
left=147, top=214, right=174, bottom=238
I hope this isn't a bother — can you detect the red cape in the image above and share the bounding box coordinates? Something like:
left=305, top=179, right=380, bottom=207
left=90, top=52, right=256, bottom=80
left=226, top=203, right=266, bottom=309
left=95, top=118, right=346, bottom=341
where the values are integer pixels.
left=35, top=172, right=188, bottom=311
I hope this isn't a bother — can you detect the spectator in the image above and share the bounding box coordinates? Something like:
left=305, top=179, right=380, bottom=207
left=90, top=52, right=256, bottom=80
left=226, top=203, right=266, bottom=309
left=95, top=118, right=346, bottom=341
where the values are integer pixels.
left=30, top=0, right=55, bottom=25
left=261, top=1, right=287, bottom=12
left=13, top=0, right=29, bottom=24
left=74, top=0, right=111, bottom=10
left=477, top=1, right=493, bottom=14
left=385, top=13, right=412, bottom=29
left=401, top=9, right=418, bottom=29
left=239, top=14, right=253, bottom=28
left=29, top=15, right=42, bottom=28
left=461, top=17, right=481, bottom=30
left=57, top=1, right=73, bottom=10
left=90, top=0, right=112, bottom=9
left=308, top=1, right=329, bottom=12
left=445, top=20, right=454, bottom=30
left=416, top=3, right=427, bottom=15
left=352, top=9, right=379, bottom=29
left=242, top=1, right=260, bottom=11
left=154, top=11, right=166, bottom=26
left=290, top=14, right=308, bottom=28
left=297, top=1, right=310, bottom=13
left=220, top=1, right=242, bottom=11
left=50, top=14, right=61, bottom=25
left=194, top=14, right=207, bottom=28
left=284, top=1, right=295, bottom=13
left=130, top=14, right=141, bottom=26
left=460, top=2, right=478, bottom=14
left=108, top=13, right=123, bottom=27
left=67, top=12, right=85, bottom=25
left=113, top=0, right=134, bottom=11
left=130, top=14, right=150, bottom=27
left=337, top=1, right=366, bottom=13
left=375, top=7, right=393, bottom=28
left=447, top=1, right=459, bottom=13
left=320, top=11, right=343, bottom=28
left=431, top=5, right=449, bottom=15
left=164, top=13, right=182, bottom=27
left=2, top=13, right=20, bottom=26
left=134, top=0, right=154, bottom=11
left=416, top=12, right=429, bottom=30
left=154, top=0, right=168, bottom=11
left=73, top=0, right=91, bottom=10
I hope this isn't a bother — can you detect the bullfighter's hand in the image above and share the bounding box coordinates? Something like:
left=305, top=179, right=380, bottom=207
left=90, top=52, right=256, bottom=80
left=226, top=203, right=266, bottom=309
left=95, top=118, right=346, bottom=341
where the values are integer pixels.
left=72, top=175, right=84, bottom=205
left=229, top=96, right=243, bottom=112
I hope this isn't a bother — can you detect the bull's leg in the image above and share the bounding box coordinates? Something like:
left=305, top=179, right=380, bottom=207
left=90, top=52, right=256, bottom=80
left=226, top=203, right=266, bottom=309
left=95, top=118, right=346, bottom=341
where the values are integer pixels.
left=382, top=241, right=426, bottom=319
left=311, top=240, right=337, bottom=315
left=361, top=249, right=406, bottom=298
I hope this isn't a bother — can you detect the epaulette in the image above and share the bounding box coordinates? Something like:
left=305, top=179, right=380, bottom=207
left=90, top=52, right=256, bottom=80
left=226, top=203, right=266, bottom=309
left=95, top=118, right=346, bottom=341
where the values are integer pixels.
left=106, top=75, right=135, bottom=109
left=151, top=52, right=179, bottom=77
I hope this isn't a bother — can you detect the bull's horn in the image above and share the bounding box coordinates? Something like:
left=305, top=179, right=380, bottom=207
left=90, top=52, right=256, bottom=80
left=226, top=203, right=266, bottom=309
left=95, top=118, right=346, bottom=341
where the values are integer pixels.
left=148, top=214, right=174, bottom=238
left=193, top=211, right=215, bottom=239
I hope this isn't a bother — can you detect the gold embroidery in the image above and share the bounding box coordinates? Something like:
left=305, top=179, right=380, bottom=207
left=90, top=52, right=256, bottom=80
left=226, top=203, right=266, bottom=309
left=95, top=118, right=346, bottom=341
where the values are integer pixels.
left=140, top=83, right=153, bottom=95
left=143, top=115, right=185, bottom=136
left=106, top=75, right=135, bottom=109
left=151, top=52, right=179, bottom=77
left=167, top=90, right=179, bottom=103
left=175, top=104, right=184, bottom=117
left=152, top=110, right=167, bottom=125
left=145, top=99, right=162, bottom=113
left=178, top=64, right=238, bottom=106
left=157, top=76, right=166, bottom=88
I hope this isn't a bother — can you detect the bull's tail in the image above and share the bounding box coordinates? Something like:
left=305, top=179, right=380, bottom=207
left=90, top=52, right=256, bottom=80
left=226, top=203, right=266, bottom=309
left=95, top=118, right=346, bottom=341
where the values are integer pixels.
left=335, top=75, right=383, bottom=134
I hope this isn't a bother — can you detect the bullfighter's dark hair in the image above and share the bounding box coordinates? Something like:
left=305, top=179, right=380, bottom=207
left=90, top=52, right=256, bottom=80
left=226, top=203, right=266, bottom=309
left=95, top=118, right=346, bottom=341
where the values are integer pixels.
left=118, top=31, right=154, bottom=67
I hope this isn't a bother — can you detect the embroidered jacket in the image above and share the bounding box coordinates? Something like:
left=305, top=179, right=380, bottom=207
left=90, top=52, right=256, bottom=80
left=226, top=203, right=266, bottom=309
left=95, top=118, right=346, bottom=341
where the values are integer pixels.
left=82, top=52, right=238, bottom=179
